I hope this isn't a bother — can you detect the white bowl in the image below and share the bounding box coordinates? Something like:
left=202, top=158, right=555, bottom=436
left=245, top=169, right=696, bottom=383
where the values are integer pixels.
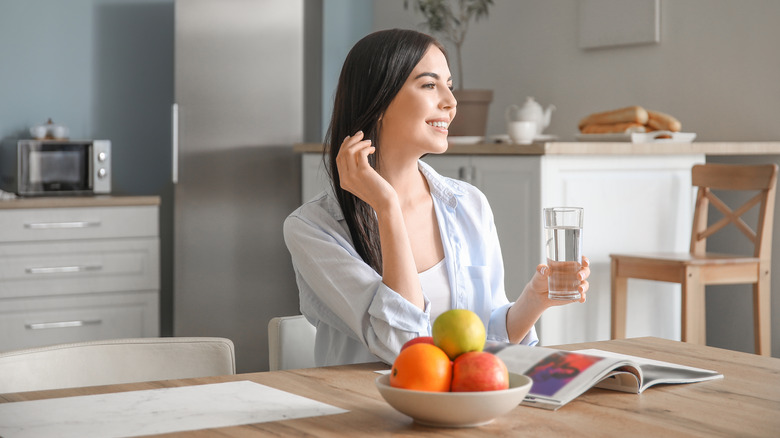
left=375, top=373, right=532, bottom=428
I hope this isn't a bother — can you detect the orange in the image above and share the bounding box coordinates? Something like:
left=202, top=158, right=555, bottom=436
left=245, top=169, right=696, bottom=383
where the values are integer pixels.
left=432, top=309, right=486, bottom=360
left=390, top=343, right=452, bottom=392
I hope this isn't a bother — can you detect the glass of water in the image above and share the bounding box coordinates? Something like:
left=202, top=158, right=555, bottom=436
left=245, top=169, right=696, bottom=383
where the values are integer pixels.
left=543, top=207, right=584, bottom=300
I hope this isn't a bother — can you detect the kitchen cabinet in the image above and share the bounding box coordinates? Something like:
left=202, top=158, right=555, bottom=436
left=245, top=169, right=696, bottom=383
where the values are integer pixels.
left=422, top=152, right=704, bottom=347
left=296, top=141, right=780, bottom=347
left=0, top=197, right=160, bottom=351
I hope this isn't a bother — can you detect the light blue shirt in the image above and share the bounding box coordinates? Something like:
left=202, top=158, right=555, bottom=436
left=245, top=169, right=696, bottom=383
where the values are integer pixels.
left=283, top=160, right=538, bottom=366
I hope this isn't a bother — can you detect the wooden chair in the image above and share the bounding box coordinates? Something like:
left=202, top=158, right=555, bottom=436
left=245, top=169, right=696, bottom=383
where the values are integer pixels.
left=610, top=163, right=777, bottom=356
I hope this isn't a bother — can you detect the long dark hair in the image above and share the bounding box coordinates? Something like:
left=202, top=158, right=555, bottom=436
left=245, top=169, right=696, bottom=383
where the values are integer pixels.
left=325, top=29, right=445, bottom=274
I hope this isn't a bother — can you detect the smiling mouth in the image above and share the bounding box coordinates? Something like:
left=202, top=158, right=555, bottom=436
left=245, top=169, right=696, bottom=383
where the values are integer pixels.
left=426, top=121, right=449, bottom=129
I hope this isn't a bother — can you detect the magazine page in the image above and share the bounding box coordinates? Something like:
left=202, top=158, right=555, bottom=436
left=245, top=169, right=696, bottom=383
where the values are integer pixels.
left=486, top=343, right=627, bottom=410
left=574, top=349, right=723, bottom=392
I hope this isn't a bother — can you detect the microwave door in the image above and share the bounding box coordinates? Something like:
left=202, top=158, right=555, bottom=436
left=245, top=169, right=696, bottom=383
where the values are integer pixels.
left=21, top=144, right=91, bottom=195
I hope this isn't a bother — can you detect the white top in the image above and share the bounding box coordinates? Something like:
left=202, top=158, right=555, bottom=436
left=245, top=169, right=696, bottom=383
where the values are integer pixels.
left=419, top=258, right=451, bottom=322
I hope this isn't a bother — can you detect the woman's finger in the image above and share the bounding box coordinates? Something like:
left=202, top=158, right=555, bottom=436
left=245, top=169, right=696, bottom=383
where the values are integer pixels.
left=343, top=140, right=373, bottom=175
left=338, top=132, right=366, bottom=174
left=577, top=256, right=590, bottom=281
left=358, top=146, right=376, bottom=168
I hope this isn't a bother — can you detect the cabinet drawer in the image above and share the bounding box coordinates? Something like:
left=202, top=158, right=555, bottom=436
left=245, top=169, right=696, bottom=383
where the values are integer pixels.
left=0, top=238, right=159, bottom=299
left=0, top=291, right=159, bottom=352
left=0, top=205, right=158, bottom=243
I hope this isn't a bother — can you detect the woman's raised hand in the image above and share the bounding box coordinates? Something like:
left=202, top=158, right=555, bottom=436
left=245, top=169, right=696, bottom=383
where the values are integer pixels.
left=336, top=132, right=397, bottom=211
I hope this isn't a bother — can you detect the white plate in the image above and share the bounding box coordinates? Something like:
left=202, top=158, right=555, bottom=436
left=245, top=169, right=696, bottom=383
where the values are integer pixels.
left=576, top=131, right=696, bottom=143
left=375, top=373, right=532, bottom=428
left=631, top=131, right=696, bottom=143
left=448, top=136, right=484, bottom=145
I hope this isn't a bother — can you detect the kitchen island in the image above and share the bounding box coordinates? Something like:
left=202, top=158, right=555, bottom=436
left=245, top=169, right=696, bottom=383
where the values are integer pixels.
left=294, top=142, right=780, bottom=348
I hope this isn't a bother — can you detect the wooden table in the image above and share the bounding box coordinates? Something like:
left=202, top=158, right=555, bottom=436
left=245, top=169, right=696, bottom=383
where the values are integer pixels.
left=1, top=337, right=778, bottom=437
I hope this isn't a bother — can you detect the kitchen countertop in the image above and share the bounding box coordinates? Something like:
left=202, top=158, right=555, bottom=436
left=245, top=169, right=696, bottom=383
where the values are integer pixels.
left=294, top=141, right=780, bottom=156
left=0, top=195, right=161, bottom=209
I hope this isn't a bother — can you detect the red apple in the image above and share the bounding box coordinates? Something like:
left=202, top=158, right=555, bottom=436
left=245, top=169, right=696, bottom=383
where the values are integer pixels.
left=451, top=351, right=510, bottom=392
left=401, top=336, right=435, bottom=351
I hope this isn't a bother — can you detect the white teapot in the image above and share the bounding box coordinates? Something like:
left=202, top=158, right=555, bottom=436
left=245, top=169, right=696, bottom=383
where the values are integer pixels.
left=505, top=97, right=556, bottom=136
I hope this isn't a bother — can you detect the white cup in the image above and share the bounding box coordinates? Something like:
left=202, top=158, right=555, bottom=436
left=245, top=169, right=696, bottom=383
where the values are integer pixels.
left=507, top=121, right=536, bottom=144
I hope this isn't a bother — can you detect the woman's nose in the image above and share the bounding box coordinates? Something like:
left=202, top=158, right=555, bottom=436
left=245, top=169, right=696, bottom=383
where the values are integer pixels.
left=441, top=88, right=457, bottom=110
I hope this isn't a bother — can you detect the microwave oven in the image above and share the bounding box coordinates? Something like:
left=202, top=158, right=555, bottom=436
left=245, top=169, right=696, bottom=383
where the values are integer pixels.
left=0, top=139, right=111, bottom=196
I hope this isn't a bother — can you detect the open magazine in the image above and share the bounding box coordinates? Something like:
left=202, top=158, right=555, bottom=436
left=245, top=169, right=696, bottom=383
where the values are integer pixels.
left=484, top=342, right=723, bottom=410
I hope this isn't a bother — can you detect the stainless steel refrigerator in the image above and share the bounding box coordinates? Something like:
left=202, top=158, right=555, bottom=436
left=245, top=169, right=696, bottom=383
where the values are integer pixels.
left=173, top=0, right=304, bottom=372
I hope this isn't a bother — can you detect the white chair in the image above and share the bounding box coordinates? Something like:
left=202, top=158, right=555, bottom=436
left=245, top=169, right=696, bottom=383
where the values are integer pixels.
left=268, top=315, right=316, bottom=371
left=0, top=337, right=235, bottom=394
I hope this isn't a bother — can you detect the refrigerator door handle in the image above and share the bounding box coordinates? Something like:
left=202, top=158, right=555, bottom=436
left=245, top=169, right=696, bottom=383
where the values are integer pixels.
left=172, top=103, right=179, bottom=184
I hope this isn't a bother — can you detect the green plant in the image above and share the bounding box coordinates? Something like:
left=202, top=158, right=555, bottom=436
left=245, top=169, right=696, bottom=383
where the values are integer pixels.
left=404, top=0, right=494, bottom=90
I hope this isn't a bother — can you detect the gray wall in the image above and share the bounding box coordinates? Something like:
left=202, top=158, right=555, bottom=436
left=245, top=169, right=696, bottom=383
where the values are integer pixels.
left=0, top=0, right=176, bottom=336
left=374, top=0, right=780, bottom=143
left=374, top=0, right=780, bottom=356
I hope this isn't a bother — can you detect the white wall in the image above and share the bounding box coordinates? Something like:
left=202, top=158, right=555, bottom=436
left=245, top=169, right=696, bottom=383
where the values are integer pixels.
left=373, top=0, right=780, bottom=356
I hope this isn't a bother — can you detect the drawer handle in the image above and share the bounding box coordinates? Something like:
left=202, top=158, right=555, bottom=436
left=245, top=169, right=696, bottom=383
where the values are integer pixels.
left=25, top=265, right=103, bottom=274
left=24, top=221, right=101, bottom=229
left=25, top=319, right=102, bottom=330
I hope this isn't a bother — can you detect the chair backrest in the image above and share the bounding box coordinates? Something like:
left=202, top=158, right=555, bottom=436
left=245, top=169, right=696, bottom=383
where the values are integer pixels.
left=268, top=315, right=316, bottom=371
left=690, top=163, right=778, bottom=259
left=0, top=337, right=235, bottom=394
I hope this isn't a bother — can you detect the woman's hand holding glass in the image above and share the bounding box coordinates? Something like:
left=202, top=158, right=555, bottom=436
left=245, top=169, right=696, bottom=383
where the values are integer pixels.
left=527, top=256, right=590, bottom=307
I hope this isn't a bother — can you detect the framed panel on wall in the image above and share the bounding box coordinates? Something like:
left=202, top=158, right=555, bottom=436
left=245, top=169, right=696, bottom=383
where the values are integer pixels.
left=578, top=0, right=660, bottom=49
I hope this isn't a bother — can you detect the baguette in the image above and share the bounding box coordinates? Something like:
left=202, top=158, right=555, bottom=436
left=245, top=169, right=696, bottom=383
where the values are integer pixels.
left=580, top=122, right=646, bottom=134
left=646, top=110, right=682, bottom=132
left=578, top=106, right=649, bottom=130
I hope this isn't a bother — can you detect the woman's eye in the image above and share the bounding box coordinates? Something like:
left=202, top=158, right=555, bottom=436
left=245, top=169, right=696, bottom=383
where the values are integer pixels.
left=423, top=82, right=436, bottom=89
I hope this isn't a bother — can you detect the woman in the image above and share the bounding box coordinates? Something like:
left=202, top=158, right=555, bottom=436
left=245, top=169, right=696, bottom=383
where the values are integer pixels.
left=284, top=29, right=589, bottom=366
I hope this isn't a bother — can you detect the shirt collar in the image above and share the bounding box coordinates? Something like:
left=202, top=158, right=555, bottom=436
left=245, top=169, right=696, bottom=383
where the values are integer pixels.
left=418, top=159, right=465, bottom=209
left=323, top=183, right=345, bottom=221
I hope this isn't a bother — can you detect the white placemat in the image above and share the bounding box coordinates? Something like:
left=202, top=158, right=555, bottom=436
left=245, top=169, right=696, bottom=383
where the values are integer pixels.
left=0, top=380, right=348, bottom=438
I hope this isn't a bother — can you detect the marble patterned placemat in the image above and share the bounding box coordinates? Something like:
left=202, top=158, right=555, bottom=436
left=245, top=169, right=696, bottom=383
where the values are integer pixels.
left=0, top=380, right=348, bottom=438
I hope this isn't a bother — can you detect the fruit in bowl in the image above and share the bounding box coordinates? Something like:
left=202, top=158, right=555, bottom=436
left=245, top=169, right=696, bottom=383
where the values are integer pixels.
left=432, top=309, right=486, bottom=360
left=390, top=343, right=452, bottom=392
left=452, top=351, right=509, bottom=392
left=381, top=310, right=531, bottom=426
left=400, top=336, right=434, bottom=351
left=375, top=373, right=532, bottom=427
left=390, top=310, right=512, bottom=393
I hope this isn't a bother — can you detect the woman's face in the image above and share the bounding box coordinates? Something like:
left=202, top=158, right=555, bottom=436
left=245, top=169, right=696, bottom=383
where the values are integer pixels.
left=379, top=45, right=456, bottom=159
